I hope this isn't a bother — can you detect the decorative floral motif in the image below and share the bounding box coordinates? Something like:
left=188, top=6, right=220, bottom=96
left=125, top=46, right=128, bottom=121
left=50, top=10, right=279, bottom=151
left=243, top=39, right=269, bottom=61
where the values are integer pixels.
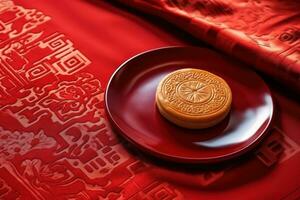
left=279, top=28, right=300, bottom=44
left=161, top=70, right=229, bottom=115
left=0, top=127, right=56, bottom=160
left=22, top=159, right=74, bottom=186
left=178, top=81, right=212, bottom=103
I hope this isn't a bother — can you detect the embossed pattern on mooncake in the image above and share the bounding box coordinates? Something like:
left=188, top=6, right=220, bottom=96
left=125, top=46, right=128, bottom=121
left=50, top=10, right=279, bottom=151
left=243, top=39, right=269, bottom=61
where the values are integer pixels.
left=156, top=68, right=232, bottom=129
left=160, top=69, right=230, bottom=116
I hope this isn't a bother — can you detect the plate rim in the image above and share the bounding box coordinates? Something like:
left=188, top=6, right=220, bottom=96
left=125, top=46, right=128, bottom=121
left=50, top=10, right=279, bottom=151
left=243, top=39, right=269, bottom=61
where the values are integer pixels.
left=105, top=46, right=275, bottom=164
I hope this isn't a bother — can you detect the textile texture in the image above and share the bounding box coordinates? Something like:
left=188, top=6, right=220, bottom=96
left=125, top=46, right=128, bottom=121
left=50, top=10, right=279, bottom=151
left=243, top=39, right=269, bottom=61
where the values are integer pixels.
left=0, top=0, right=299, bottom=199
left=117, top=0, right=300, bottom=92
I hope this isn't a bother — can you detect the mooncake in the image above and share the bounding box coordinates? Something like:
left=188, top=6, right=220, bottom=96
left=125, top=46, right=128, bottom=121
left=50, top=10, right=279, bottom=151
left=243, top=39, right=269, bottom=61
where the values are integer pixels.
left=156, top=68, right=232, bottom=129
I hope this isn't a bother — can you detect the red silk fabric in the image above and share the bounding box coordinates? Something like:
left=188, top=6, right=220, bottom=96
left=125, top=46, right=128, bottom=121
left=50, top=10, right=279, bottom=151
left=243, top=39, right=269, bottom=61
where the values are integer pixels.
left=0, top=0, right=299, bottom=199
left=117, top=0, right=300, bottom=92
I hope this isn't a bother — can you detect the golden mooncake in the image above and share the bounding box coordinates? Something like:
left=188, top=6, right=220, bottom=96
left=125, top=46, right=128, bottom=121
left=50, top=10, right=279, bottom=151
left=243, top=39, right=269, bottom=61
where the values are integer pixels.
left=156, top=68, right=232, bottom=129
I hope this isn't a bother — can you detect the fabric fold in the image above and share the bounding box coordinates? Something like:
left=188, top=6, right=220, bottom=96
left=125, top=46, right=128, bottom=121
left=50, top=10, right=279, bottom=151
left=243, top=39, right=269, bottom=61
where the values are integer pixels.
left=116, top=0, right=300, bottom=92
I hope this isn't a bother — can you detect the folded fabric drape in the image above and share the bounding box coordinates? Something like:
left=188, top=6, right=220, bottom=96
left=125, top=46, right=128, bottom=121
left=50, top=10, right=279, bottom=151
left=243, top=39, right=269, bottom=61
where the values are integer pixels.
left=116, top=0, right=300, bottom=92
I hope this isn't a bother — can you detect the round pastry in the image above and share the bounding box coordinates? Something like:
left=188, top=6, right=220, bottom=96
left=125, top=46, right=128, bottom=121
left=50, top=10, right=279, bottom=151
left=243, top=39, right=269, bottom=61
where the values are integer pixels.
left=156, top=68, right=232, bottom=129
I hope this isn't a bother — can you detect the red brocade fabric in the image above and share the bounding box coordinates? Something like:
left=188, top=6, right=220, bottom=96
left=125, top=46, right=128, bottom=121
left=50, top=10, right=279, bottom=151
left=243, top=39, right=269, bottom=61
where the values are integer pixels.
left=117, top=0, right=300, bottom=92
left=0, top=0, right=299, bottom=200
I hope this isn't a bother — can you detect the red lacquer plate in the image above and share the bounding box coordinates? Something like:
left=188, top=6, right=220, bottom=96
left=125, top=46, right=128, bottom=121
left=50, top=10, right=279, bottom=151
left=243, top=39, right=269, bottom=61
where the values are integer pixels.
left=105, top=47, right=274, bottom=164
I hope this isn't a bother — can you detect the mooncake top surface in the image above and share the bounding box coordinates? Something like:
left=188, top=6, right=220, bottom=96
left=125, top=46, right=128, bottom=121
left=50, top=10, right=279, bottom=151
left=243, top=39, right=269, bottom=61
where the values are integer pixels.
left=156, top=68, right=232, bottom=120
